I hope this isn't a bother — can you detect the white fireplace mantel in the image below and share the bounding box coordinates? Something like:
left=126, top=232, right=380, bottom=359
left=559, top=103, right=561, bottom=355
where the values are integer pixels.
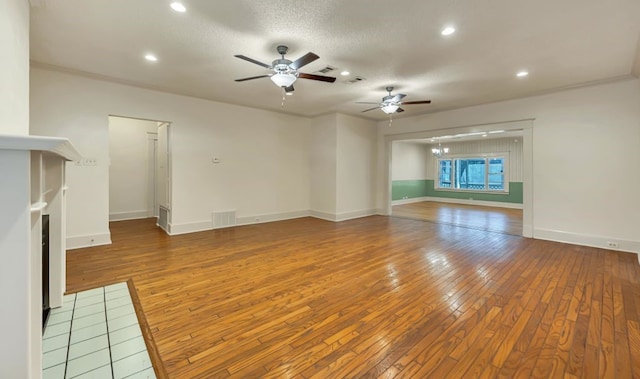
left=0, top=134, right=81, bottom=379
left=0, top=134, right=82, bottom=161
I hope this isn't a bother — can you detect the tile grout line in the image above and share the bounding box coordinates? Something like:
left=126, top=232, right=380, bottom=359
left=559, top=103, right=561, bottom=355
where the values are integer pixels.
left=103, top=287, right=116, bottom=379
left=44, top=283, right=160, bottom=378
left=63, top=295, right=76, bottom=379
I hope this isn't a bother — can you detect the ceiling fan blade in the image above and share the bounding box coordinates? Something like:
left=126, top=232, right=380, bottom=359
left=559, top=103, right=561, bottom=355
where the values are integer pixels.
left=289, top=52, right=319, bottom=70
left=361, top=106, right=381, bottom=113
left=396, top=107, right=405, bottom=113
left=391, top=93, right=407, bottom=103
left=401, top=100, right=432, bottom=105
left=285, top=85, right=295, bottom=93
left=355, top=102, right=381, bottom=105
left=235, top=75, right=271, bottom=82
left=234, top=55, right=272, bottom=69
left=298, top=73, right=336, bottom=83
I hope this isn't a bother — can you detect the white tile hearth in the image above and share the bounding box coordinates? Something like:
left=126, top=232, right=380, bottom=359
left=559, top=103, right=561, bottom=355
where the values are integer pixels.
left=42, top=283, right=156, bottom=379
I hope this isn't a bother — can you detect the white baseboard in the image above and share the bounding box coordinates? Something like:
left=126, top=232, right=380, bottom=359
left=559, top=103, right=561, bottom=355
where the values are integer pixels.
left=392, top=196, right=523, bottom=209
left=391, top=197, right=430, bottom=206
left=109, top=210, right=149, bottom=221
left=534, top=228, right=640, bottom=255
left=236, top=210, right=310, bottom=226
left=309, top=209, right=377, bottom=222
left=67, top=233, right=112, bottom=250
left=167, top=221, right=211, bottom=236
left=335, top=209, right=377, bottom=222
left=309, top=210, right=336, bottom=221
left=168, top=210, right=311, bottom=235
left=376, top=208, right=389, bottom=216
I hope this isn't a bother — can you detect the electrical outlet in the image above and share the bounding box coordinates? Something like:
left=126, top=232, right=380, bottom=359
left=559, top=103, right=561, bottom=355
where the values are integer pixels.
left=606, top=241, right=619, bottom=248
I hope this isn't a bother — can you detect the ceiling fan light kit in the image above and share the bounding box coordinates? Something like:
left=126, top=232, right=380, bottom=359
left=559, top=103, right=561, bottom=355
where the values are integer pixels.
left=235, top=48, right=431, bottom=121
left=357, top=86, right=431, bottom=117
left=235, top=45, right=336, bottom=94
left=381, top=104, right=400, bottom=114
left=270, top=72, right=298, bottom=87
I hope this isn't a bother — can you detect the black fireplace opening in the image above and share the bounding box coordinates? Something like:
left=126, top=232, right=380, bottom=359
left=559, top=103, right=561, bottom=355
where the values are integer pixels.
left=42, top=214, right=50, bottom=331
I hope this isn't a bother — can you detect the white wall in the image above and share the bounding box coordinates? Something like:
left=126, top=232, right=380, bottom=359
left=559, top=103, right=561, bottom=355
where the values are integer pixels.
left=379, top=78, right=640, bottom=253
left=309, top=114, right=377, bottom=220
left=336, top=114, right=377, bottom=217
left=0, top=1, right=34, bottom=377
left=310, top=114, right=337, bottom=215
left=0, top=0, right=29, bottom=135
left=108, top=116, right=158, bottom=221
left=391, top=142, right=428, bottom=180
left=30, top=68, right=311, bottom=244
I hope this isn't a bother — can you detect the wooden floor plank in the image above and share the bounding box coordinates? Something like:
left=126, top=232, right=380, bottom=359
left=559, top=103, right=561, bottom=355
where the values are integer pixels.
left=64, top=217, right=640, bottom=378
left=392, top=201, right=523, bottom=235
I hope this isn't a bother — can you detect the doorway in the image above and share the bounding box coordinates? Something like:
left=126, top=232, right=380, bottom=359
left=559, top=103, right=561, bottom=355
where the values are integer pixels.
left=389, top=128, right=527, bottom=236
left=108, top=116, right=171, bottom=231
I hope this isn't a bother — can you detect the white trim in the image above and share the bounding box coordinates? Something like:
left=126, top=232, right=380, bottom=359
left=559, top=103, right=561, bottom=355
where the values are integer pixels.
left=391, top=197, right=430, bottom=205
left=169, top=210, right=311, bottom=235
left=309, top=209, right=377, bottom=222
left=67, top=233, right=112, bottom=250
left=392, top=197, right=523, bottom=209
left=236, top=210, right=310, bottom=225
left=376, top=208, right=389, bottom=216
left=0, top=134, right=83, bottom=161
left=309, top=210, right=337, bottom=221
left=534, top=228, right=640, bottom=255
left=522, top=128, right=533, bottom=238
left=167, top=220, right=211, bottom=235
left=108, top=210, right=150, bottom=221
left=335, top=209, right=377, bottom=222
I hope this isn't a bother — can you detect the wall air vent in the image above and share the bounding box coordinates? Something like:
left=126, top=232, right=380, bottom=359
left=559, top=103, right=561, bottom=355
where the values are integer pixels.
left=158, top=206, right=169, bottom=232
left=315, top=65, right=337, bottom=74
left=212, top=210, right=237, bottom=229
left=344, top=76, right=366, bottom=84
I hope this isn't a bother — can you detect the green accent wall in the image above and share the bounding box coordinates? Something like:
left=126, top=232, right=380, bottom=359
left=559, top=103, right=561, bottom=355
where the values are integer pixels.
left=392, top=180, right=523, bottom=204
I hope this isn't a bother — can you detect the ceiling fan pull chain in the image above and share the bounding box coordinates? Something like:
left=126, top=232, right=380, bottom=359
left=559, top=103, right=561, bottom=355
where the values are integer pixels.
left=388, top=115, right=393, bottom=127
left=281, top=89, right=286, bottom=108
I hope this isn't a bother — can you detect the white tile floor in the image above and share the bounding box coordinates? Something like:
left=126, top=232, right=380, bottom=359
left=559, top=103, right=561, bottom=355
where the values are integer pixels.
left=42, top=282, right=156, bottom=379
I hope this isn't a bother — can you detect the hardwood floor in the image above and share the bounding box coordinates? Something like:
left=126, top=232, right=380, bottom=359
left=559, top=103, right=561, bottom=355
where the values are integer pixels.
left=66, top=216, right=640, bottom=378
left=393, top=201, right=523, bottom=236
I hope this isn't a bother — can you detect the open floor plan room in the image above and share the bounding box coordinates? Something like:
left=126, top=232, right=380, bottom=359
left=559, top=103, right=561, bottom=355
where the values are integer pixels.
left=66, top=216, right=640, bottom=378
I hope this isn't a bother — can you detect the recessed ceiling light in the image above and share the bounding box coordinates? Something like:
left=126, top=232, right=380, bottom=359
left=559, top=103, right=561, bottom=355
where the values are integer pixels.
left=482, top=134, right=488, bottom=137
left=340, top=71, right=350, bottom=76
left=516, top=71, right=529, bottom=77
left=441, top=26, right=456, bottom=36
left=144, top=54, right=158, bottom=62
left=170, top=2, right=186, bottom=12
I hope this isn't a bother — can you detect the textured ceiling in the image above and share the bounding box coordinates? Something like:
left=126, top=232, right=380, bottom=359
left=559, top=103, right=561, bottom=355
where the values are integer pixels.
left=30, top=0, right=640, bottom=120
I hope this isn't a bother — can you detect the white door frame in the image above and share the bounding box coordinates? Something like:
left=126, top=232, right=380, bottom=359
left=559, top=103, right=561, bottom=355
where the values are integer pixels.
left=382, top=118, right=534, bottom=237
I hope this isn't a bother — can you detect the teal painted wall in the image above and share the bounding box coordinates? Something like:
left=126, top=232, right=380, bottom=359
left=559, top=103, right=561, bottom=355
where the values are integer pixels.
left=392, top=180, right=523, bottom=204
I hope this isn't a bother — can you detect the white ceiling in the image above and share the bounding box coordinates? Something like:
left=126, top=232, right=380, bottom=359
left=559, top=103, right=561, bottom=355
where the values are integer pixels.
left=30, top=0, right=640, bottom=120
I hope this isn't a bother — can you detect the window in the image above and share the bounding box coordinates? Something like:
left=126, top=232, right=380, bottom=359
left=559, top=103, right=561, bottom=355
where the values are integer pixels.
left=437, top=155, right=508, bottom=192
